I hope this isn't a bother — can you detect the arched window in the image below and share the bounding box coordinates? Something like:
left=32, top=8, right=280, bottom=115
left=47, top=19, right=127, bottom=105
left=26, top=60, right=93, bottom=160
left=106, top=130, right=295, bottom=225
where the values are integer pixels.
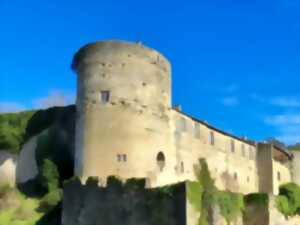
left=156, top=152, right=166, bottom=172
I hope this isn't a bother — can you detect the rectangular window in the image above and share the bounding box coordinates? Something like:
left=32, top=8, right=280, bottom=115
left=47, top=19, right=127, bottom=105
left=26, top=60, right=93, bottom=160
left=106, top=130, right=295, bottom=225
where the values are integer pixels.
left=242, top=144, right=245, bottom=157
left=231, top=140, right=235, bottom=153
left=210, top=131, right=215, bottom=145
left=277, top=172, right=281, bottom=181
left=100, top=90, right=110, bottom=103
left=117, top=154, right=122, bottom=162
left=176, top=117, right=187, bottom=132
left=194, top=123, right=200, bottom=138
left=123, top=154, right=127, bottom=162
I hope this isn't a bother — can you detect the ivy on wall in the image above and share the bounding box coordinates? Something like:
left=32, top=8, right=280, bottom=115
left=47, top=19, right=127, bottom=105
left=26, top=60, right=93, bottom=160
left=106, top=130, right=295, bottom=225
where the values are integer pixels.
left=187, top=158, right=245, bottom=225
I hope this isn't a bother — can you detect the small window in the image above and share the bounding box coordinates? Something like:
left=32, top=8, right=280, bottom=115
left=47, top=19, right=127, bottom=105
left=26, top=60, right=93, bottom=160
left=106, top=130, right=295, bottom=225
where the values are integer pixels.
left=100, top=90, right=110, bottom=103
left=194, top=123, right=200, bottom=139
left=180, top=162, right=184, bottom=173
left=247, top=176, right=250, bottom=183
left=277, top=172, right=281, bottom=181
left=156, top=152, right=166, bottom=172
left=178, top=117, right=187, bottom=132
left=231, top=140, right=235, bottom=153
left=123, top=154, right=127, bottom=162
left=209, top=131, right=215, bottom=145
left=241, top=144, right=245, bottom=157
left=117, top=154, right=122, bottom=162
left=234, top=172, right=238, bottom=181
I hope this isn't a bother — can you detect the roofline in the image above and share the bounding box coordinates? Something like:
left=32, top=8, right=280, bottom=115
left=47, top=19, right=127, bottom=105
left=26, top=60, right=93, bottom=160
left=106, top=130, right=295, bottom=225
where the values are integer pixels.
left=273, top=144, right=293, bottom=160
left=172, top=108, right=256, bottom=146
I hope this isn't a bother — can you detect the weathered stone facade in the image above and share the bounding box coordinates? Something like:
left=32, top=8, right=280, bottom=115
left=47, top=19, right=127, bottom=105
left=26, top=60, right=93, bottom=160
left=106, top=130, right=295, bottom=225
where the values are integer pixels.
left=72, top=40, right=298, bottom=196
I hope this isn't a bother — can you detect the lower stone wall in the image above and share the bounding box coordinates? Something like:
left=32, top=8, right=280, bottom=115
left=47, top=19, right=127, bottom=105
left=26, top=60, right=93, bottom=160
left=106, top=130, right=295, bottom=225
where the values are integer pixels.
left=62, top=178, right=186, bottom=225
left=0, top=151, right=17, bottom=187
left=62, top=179, right=300, bottom=225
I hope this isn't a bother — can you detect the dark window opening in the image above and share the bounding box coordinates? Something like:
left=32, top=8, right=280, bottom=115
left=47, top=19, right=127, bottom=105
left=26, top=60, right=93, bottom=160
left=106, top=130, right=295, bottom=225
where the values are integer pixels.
left=210, top=131, right=215, bottom=145
left=234, top=172, right=238, bottom=181
left=100, top=91, right=110, bottom=103
left=180, top=162, right=184, bottom=173
left=156, top=152, right=166, bottom=172
left=231, top=140, right=235, bottom=153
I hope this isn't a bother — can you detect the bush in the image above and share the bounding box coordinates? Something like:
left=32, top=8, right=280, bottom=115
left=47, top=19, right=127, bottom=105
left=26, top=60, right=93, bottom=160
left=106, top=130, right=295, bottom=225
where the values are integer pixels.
left=40, top=159, right=60, bottom=192
left=276, top=182, right=300, bottom=217
left=217, top=191, right=244, bottom=225
left=244, top=193, right=269, bottom=206
left=39, top=189, right=62, bottom=213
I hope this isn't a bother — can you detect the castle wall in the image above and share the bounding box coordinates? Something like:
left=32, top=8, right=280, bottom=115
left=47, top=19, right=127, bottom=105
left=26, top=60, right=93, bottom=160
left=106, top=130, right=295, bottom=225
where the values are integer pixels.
left=272, top=160, right=291, bottom=195
left=291, top=150, right=300, bottom=185
left=72, top=40, right=293, bottom=193
left=171, top=110, right=259, bottom=194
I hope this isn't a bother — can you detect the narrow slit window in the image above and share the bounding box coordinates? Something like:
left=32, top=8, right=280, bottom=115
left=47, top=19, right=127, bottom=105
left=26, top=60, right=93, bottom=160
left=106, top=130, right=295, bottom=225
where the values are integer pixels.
left=277, top=172, right=281, bottom=181
left=180, top=162, right=184, bottom=173
left=234, top=172, right=238, bottom=181
left=100, top=91, right=110, bottom=103
left=194, top=123, right=200, bottom=139
left=242, top=144, right=245, bottom=157
left=231, top=140, right=235, bottom=153
left=123, top=154, right=127, bottom=162
left=210, top=131, right=215, bottom=146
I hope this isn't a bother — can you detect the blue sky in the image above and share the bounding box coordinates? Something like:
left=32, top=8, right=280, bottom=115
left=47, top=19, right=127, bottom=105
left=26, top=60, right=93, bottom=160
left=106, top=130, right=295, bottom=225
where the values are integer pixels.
left=0, top=0, right=300, bottom=144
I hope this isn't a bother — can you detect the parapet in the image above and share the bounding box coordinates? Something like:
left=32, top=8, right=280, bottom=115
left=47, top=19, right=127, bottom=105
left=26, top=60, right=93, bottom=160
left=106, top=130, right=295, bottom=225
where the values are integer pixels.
left=71, top=40, right=171, bottom=74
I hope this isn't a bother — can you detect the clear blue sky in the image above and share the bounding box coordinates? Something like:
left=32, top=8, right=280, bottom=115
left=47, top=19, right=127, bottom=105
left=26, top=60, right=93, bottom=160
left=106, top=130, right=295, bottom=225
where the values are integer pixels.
left=0, top=0, right=300, bottom=144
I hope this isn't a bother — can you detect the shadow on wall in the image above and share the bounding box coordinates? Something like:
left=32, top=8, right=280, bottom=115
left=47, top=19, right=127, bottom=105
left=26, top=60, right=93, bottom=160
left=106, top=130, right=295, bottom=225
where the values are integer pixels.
left=62, top=177, right=186, bottom=225
left=221, top=171, right=240, bottom=192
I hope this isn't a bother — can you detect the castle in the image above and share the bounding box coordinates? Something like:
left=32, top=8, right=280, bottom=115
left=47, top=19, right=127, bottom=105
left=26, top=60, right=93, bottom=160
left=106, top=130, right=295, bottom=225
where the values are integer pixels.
left=71, top=40, right=300, bottom=196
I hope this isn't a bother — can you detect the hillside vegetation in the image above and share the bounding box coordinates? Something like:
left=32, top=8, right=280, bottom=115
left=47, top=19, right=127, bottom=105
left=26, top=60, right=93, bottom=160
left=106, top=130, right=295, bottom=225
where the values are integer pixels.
left=0, top=106, right=75, bottom=155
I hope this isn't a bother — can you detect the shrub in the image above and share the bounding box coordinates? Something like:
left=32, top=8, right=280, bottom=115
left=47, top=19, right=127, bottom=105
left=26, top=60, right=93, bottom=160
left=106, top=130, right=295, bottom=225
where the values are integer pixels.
left=276, top=182, right=300, bottom=217
left=217, top=191, right=244, bottom=225
left=40, top=159, right=60, bottom=192
left=244, top=193, right=269, bottom=206
left=39, top=189, right=62, bottom=213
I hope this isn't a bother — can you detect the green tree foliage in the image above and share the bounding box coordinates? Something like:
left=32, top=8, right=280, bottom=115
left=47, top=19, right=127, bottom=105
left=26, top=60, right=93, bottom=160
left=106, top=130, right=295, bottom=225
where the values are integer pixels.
left=276, top=182, right=300, bottom=217
left=244, top=193, right=269, bottom=206
left=0, top=111, right=35, bottom=154
left=40, top=159, right=60, bottom=192
left=217, top=191, right=244, bottom=225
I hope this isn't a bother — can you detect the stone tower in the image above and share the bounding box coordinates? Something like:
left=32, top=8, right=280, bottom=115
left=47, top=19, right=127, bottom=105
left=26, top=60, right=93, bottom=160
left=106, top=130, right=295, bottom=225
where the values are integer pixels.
left=72, top=40, right=175, bottom=186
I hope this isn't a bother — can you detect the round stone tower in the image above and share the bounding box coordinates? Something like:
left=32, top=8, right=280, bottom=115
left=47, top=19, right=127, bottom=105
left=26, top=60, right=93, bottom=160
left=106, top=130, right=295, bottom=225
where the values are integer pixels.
left=72, top=40, right=175, bottom=186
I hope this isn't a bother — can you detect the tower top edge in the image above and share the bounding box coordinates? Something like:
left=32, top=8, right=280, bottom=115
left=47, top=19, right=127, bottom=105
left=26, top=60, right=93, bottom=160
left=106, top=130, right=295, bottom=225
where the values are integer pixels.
left=71, top=40, right=171, bottom=72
